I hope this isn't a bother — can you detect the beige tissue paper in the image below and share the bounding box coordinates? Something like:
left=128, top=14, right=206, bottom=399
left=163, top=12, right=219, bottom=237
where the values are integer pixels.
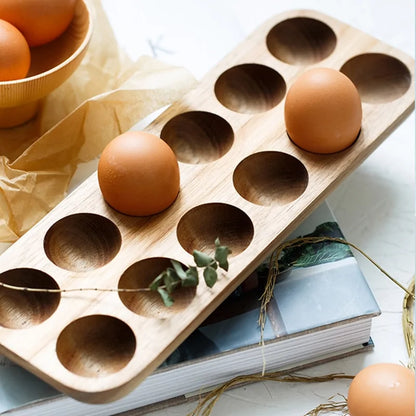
left=0, top=0, right=196, bottom=242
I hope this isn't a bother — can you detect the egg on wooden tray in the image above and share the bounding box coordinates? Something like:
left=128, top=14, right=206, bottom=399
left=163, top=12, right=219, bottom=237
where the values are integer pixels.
left=284, top=67, right=362, bottom=154
left=98, top=131, right=180, bottom=216
left=347, top=363, right=415, bottom=416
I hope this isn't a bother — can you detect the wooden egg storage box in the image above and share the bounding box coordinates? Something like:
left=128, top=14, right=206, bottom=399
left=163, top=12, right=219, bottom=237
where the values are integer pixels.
left=0, top=10, right=413, bottom=403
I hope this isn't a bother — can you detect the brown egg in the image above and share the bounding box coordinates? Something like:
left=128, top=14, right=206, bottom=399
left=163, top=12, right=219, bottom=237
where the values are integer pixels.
left=0, top=19, right=31, bottom=81
left=98, top=131, right=180, bottom=216
left=0, top=0, right=77, bottom=47
left=347, top=363, right=415, bottom=416
left=285, top=67, right=362, bottom=154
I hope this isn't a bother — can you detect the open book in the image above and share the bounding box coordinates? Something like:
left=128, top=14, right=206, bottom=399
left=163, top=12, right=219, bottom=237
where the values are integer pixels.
left=0, top=202, right=380, bottom=416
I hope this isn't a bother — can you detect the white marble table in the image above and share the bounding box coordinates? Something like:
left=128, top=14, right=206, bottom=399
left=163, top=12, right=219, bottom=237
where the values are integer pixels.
left=102, top=1, right=414, bottom=414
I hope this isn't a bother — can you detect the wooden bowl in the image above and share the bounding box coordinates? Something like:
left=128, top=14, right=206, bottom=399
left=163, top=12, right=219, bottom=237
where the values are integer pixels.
left=0, top=0, right=92, bottom=128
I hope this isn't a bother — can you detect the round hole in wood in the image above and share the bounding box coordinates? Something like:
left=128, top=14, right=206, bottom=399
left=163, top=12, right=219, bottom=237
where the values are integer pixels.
left=214, top=64, right=286, bottom=114
left=118, top=257, right=196, bottom=319
left=177, top=203, right=254, bottom=256
left=340, top=53, right=412, bottom=103
left=233, top=151, right=308, bottom=206
left=56, top=315, right=136, bottom=378
left=44, top=213, right=122, bottom=272
left=0, top=268, right=60, bottom=329
left=160, top=111, right=234, bottom=164
left=266, top=17, right=336, bottom=65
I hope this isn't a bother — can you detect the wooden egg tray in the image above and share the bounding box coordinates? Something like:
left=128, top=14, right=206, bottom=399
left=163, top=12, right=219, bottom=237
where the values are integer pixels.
left=0, top=9, right=413, bottom=404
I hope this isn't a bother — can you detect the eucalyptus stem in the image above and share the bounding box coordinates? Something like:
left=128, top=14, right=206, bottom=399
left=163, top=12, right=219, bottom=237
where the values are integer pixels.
left=148, top=238, right=232, bottom=306
left=1, top=236, right=410, bottom=306
left=0, top=283, right=152, bottom=294
left=0, top=238, right=231, bottom=306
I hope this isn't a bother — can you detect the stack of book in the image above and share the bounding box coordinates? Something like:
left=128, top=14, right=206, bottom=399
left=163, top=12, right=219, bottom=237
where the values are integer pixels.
left=0, top=202, right=380, bottom=416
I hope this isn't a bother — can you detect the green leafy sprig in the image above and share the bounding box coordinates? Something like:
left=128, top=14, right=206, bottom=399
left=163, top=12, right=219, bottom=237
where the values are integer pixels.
left=149, top=238, right=231, bottom=307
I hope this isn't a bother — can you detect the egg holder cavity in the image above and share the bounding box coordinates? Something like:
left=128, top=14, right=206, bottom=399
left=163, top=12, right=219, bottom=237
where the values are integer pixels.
left=0, top=10, right=413, bottom=403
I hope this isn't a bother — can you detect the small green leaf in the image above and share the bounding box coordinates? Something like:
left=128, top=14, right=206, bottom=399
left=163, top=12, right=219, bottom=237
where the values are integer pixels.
left=182, top=266, right=199, bottom=287
left=149, top=272, right=165, bottom=291
left=203, top=266, right=218, bottom=288
left=148, top=239, right=230, bottom=306
left=215, top=245, right=231, bottom=271
left=218, top=258, right=229, bottom=271
left=157, top=287, right=174, bottom=307
left=171, top=260, right=187, bottom=280
left=193, top=250, right=214, bottom=267
left=163, top=268, right=180, bottom=293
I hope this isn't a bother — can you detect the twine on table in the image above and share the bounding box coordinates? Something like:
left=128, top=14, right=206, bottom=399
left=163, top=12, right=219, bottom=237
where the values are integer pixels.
left=303, top=394, right=349, bottom=415
left=402, top=277, right=415, bottom=370
left=187, top=374, right=353, bottom=416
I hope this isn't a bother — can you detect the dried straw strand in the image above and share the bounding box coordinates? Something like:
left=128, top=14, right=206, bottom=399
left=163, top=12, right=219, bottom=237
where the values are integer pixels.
left=402, top=277, right=415, bottom=370
left=187, top=373, right=354, bottom=416
left=304, top=394, right=349, bottom=415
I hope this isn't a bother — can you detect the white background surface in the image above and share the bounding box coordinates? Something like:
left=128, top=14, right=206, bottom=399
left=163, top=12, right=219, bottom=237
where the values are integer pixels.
left=100, top=1, right=415, bottom=415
